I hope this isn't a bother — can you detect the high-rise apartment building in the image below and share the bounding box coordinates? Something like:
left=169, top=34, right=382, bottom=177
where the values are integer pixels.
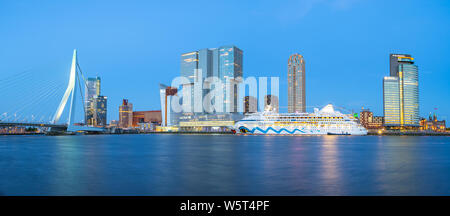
left=383, top=54, right=419, bottom=128
left=119, top=99, right=133, bottom=128
left=85, top=77, right=101, bottom=126
left=288, top=54, right=306, bottom=113
left=180, top=45, right=243, bottom=113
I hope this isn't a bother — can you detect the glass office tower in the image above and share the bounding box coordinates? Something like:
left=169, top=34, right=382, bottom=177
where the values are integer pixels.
left=399, top=63, right=419, bottom=126
left=383, top=54, right=419, bottom=128
left=85, top=77, right=101, bottom=126
left=383, top=77, right=401, bottom=126
left=180, top=52, right=197, bottom=113
left=288, top=54, right=306, bottom=113
left=218, top=46, right=243, bottom=113
left=180, top=52, right=198, bottom=82
left=180, top=45, right=243, bottom=114
left=390, top=54, right=411, bottom=76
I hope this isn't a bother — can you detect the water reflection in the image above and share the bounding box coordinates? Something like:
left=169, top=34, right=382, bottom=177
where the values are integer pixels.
left=1, top=135, right=450, bottom=195
left=52, top=136, right=83, bottom=195
left=319, top=135, right=341, bottom=194
left=375, top=136, right=422, bottom=195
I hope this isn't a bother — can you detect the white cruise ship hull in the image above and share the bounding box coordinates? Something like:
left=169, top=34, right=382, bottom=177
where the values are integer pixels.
left=234, top=125, right=367, bottom=135
left=233, top=105, right=368, bottom=136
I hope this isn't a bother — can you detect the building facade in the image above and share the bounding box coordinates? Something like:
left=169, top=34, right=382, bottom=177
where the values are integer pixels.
left=180, top=45, right=243, bottom=114
left=109, top=120, right=119, bottom=127
left=264, top=95, right=279, bottom=112
left=398, top=62, right=419, bottom=126
left=373, top=116, right=384, bottom=126
left=180, top=51, right=198, bottom=113
left=359, top=109, right=373, bottom=128
left=178, top=113, right=240, bottom=132
left=159, top=84, right=178, bottom=127
left=243, top=96, right=257, bottom=114
left=132, top=110, right=162, bottom=127
left=383, top=54, right=419, bottom=128
left=420, top=114, right=446, bottom=132
left=390, top=54, right=411, bottom=76
left=288, top=54, right=306, bottom=113
left=119, top=99, right=133, bottom=128
left=383, top=77, right=401, bottom=126
left=359, top=109, right=383, bottom=129
left=85, top=77, right=101, bottom=126
left=93, top=95, right=107, bottom=126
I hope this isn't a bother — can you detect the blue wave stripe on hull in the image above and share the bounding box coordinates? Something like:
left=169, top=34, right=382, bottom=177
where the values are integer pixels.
left=239, top=126, right=306, bottom=134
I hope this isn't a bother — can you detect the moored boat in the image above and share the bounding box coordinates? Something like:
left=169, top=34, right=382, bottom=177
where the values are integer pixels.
left=233, top=104, right=367, bottom=135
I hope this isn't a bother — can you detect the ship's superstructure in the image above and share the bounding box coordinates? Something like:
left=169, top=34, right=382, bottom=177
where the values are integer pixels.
left=233, top=104, right=367, bottom=135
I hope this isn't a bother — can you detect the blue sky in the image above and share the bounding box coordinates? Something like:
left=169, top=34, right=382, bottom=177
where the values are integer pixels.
left=0, top=0, right=449, bottom=123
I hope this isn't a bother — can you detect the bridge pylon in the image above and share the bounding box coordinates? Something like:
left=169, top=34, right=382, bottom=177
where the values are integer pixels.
left=51, top=49, right=104, bottom=133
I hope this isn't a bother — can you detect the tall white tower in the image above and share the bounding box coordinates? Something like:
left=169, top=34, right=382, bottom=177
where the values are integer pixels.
left=53, top=49, right=78, bottom=127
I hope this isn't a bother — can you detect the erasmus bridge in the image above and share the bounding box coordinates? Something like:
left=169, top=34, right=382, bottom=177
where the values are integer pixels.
left=0, top=50, right=105, bottom=133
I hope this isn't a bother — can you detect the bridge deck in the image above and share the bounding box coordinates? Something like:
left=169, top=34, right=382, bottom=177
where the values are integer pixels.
left=0, top=122, right=106, bottom=132
left=0, top=122, right=66, bottom=128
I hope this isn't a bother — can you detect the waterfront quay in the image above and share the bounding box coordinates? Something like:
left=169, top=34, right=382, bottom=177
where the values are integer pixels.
left=2, top=130, right=449, bottom=136
left=368, top=130, right=450, bottom=136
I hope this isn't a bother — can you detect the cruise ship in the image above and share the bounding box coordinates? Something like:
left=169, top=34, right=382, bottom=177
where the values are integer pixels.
left=232, top=104, right=367, bottom=135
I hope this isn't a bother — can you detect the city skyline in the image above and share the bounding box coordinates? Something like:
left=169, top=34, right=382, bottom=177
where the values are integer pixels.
left=1, top=0, right=450, bottom=202
left=0, top=0, right=449, bottom=122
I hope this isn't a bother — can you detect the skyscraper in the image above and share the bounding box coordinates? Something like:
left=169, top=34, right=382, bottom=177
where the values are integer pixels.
left=119, top=99, right=133, bottom=128
left=390, top=54, right=411, bottom=76
left=85, top=77, right=101, bottom=126
left=180, top=45, right=243, bottom=113
left=383, top=77, right=401, bottom=125
left=383, top=54, right=419, bottom=128
left=219, top=46, right=243, bottom=113
left=180, top=51, right=199, bottom=113
left=93, top=95, right=107, bottom=126
left=288, top=54, right=306, bottom=113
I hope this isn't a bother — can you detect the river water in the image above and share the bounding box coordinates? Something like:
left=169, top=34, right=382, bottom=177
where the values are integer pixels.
left=0, top=134, right=449, bottom=195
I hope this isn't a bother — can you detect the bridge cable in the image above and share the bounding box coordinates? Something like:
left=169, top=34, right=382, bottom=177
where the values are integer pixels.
left=12, top=81, right=62, bottom=122
left=2, top=78, right=60, bottom=121
left=76, top=62, right=89, bottom=89
left=0, top=70, right=36, bottom=92
left=31, top=84, right=65, bottom=123
left=76, top=70, right=87, bottom=123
